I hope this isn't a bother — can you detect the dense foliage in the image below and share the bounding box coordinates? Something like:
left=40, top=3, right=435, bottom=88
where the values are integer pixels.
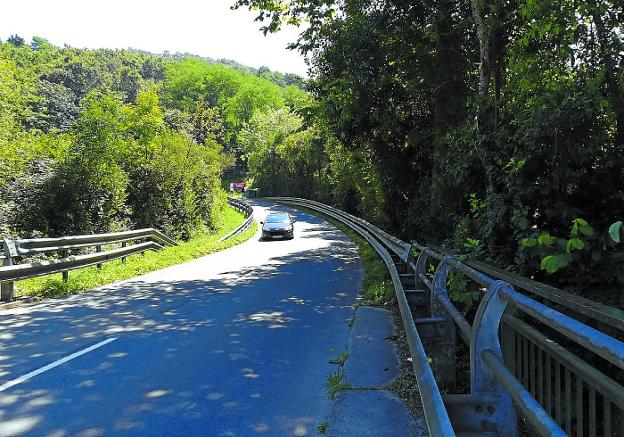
left=234, top=0, right=624, bottom=299
left=3, top=0, right=623, bottom=301
left=0, top=38, right=304, bottom=240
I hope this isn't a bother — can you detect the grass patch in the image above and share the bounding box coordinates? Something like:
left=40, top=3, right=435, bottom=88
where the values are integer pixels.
left=14, top=207, right=257, bottom=298
left=325, top=369, right=350, bottom=399
left=296, top=206, right=394, bottom=305
left=328, top=351, right=349, bottom=366
left=316, top=420, right=329, bottom=434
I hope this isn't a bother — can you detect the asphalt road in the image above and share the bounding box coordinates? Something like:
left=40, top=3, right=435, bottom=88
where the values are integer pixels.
left=0, top=200, right=364, bottom=437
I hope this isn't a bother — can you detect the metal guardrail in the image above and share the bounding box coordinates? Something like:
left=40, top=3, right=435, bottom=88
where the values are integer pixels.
left=0, top=228, right=177, bottom=301
left=269, top=197, right=624, bottom=437
left=219, top=197, right=254, bottom=242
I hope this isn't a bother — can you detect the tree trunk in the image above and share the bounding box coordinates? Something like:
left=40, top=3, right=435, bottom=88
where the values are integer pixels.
left=470, top=0, right=513, bottom=261
left=591, top=4, right=624, bottom=146
left=431, top=0, right=469, bottom=229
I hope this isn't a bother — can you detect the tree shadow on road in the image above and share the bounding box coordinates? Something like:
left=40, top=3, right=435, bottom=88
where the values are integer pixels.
left=0, top=211, right=364, bottom=437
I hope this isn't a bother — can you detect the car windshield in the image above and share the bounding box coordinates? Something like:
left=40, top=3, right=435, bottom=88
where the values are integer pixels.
left=266, top=215, right=289, bottom=223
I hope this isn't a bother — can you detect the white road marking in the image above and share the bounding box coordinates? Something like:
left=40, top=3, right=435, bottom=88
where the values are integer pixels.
left=0, top=337, right=118, bottom=393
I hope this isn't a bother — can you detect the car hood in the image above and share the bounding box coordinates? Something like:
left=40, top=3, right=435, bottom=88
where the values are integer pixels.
left=263, top=222, right=292, bottom=230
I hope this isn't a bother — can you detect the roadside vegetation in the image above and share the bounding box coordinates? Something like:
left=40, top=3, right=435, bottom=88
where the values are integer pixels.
left=328, top=351, right=349, bottom=367
left=234, top=0, right=624, bottom=304
left=15, top=208, right=257, bottom=298
left=325, top=369, right=349, bottom=400
left=315, top=420, right=328, bottom=434
left=0, top=38, right=305, bottom=242
left=5, top=0, right=624, bottom=306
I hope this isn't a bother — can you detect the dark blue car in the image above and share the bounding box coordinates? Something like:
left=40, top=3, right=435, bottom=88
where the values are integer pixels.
left=260, top=213, right=295, bottom=240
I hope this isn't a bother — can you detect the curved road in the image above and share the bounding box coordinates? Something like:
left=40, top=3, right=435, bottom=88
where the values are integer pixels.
left=0, top=201, right=364, bottom=437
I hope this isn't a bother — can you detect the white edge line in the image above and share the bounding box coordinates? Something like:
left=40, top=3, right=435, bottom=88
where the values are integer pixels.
left=0, top=337, right=118, bottom=393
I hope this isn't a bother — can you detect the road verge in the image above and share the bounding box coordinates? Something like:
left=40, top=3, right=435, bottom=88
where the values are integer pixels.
left=8, top=207, right=257, bottom=300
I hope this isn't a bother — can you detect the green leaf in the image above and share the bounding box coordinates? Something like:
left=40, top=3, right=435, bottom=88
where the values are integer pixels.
left=572, top=218, right=594, bottom=237
left=521, top=237, right=537, bottom=247
left=572, top=218, right=588, bottom=226
left=565, top=238, right=585, bottom=253
left=464, top=238, right=480, bottom=249
left=540, top=255, right=569, bottom=274
left=538, top=233, right=555, bottom=246
left=579, top=224, right=594, bottom=237
left=609, top=221, right=623, bottom=243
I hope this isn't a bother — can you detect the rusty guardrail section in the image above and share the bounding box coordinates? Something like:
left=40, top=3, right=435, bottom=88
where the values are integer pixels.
left=269, top=197, right=624, bottom=437
left=218, top=197, right=254, bottom=242
left=0, top=228, right=177, bottom=301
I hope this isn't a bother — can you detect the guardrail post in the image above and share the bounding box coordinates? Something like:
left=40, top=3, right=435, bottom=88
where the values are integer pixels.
left=61, top=250, right=69, bottom=282
left=1, top=240, right=15, bottom=301
left=96, top=245, right=102, bottom=270
left=431, top=257, right=456, bottom=389
left=121, top=241, right=127, bottom=263
left=470, top=280, right=517, bottom=436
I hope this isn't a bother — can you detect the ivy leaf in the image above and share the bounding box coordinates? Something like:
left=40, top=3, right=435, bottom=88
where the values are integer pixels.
left=565, top=238, right=585, bottom=253
left=540, top=255, right=569, bottom=274
left=609, top=221, right=623, bottom=243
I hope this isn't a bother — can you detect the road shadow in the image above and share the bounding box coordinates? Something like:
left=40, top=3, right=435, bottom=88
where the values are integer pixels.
left=0, top=210, right=363, bottom=437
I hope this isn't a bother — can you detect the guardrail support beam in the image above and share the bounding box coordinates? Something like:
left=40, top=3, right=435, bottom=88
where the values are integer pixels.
left=431, top=258, right=456, bottom=389
left=501, top=304, right=518, bottom=375
left=469, top=279, right=517, bottom=436
left=413, top=248, right=429, bottom=289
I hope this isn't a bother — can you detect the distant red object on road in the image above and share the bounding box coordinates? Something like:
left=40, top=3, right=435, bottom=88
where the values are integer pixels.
left=230, top=182, right=246, bottom=192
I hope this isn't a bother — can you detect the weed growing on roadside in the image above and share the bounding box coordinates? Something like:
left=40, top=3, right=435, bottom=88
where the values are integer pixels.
left=316, top=420, right=329, bottom=434
left=325, top=369, right=349, bottom=399
left=328, top=351, right=349, bottom=366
